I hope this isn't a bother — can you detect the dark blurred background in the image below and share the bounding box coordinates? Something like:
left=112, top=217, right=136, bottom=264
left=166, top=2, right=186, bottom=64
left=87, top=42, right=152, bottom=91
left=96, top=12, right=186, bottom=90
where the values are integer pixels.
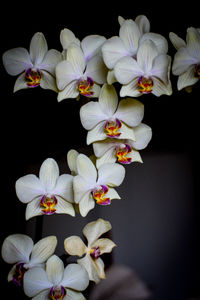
left=0, top=2, right=199, bottom=299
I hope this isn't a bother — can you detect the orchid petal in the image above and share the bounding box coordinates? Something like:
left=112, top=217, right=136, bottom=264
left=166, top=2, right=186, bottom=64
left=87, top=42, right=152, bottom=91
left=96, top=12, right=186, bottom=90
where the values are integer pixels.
left=131, top=123, right=152, bottom=150
left=114, top=56, right=142, bottom=84
left=30, top=33, right=48, bottom=66
left=135, top=15, right=150, bottom=34
left=151, top=77, right=172, bottom=96
left=91, top=238, right=116, bottom=254
left=32, top=290, right=49, bottom=300
left=13, top=72, right=28, bottom=93
left=46, top=255, right=64, bottom=285
left=77, top=255, right=100, bottom=283
left=106, top=187, right=121, bottom=200
left=93, top=257, right=106, bottom=280
left=137, top=39, right=158, bottom=73
left=85, top=55, right=107, bottom=84
left=86, top=122, right=107, bottom=145
left=118, top=122, right=136, bottom=141
left=39, top=158, right=59, bottom=192
left=39, top=49, right=62, bottom=75
left=67, top=44, right=85, bottom=76
left=119, top=20, right=141, bottom=55
left=65, top=290, right=86, bottom=300
left=99, top=83, right=118, bottom=116
left=96, top=147, right=116, bottom=169
left=64, top=236, right=87, bottom=257
left=55, top=196, right=75, bottom=216
left=172, top=47, right=197, bottom=75
left=56, top=60, right=79, bottom=91
left=16, top=174, right=44, bottom=204
left=78, top=192, right=95, bottom=217
left=1, top=234, right=33, bottom=264
left=177, top=65, right=198, bottom=90
left=73, top=176, right=93, bottom=204
left=118, top=16, right=125, bottom=26
left=186, top=27, right=200, bottom=60
left=83, top=218, right=112, bottom=246
left=57, top=80, right=79, bottom=101
left=25, top=197, right=43, bottom=221
left=107, top=69, right=117, bottom=84
left=169, top=32, right=186, bottom=50
left=115, top=98, right=144, bottom=127
left=67, top=149, right=79, bottom=175
left=76, top=154, right=97, bottom=183
left=140, top=33, right=168, bottom=54
left=60, top=263, right=89, bottom=291
left=29, top=236, right=57, bottom=267
left=81, top=35, right=106, bottom=61
left=23, top=267, right=52, bottom=297
left=126, top=148, right=143, bottom=163
left=119, top=78, right=141, bottom=97
left=60, top=28, right=80, bottom=50
left=53, top=174, right=74, bottom=203
left=80, top=101, right=106, bottom=130
left=151, top=54, right=170, bottom=83
left=93, top=139, right=116, bottom=157
left=97, top=163, right=125, bottom=187
left=40, top=71, right=58, bottom=92
left=102, top=37, right=129, bottom=69
left=2, top=47, right=32, bottom=76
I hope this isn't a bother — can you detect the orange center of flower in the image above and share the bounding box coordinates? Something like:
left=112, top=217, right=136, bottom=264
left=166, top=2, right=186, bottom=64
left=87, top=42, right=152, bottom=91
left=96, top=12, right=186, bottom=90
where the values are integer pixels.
left=49, top=286, right=66, bottom=300
left=78, top=77, right=94, bottom=96
left=93, top=185, right=111, bottom=205
left=12, top=263, right=27, bottom=286
left=116, top=144, right=132, bottom=164
left=138, top=76, right=153, bottom=93
left=104, top=118, right=122, bottom=138
left=40, top=195, right=57, bottom=215
left=25, top=68, right=41, bottom=87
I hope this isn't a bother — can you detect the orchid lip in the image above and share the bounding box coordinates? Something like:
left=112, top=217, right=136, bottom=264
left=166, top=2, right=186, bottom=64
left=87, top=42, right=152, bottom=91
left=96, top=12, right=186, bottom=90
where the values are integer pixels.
left=49, top=286, right=66, bottom=300
left=40, top=195, right=57, bottom=215
left=90, top=246, right=101, bottom=259
left=137, top=76, right=153, bottom=94
left=93, top=185, right=111, bottom=205
left=78, top=76, right=94, bottom=96
left=116, top=143, right=132, bottom=164
left=12, top=263, right=27, bottom=287
left=25, top=68, right=41, bottom=87
left=104, top=118, right=122, bottom=138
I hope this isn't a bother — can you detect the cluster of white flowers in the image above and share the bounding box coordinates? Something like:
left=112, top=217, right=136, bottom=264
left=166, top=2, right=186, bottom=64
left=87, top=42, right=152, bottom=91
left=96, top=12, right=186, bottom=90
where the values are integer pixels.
left=1, top=14, right=199, bottom=299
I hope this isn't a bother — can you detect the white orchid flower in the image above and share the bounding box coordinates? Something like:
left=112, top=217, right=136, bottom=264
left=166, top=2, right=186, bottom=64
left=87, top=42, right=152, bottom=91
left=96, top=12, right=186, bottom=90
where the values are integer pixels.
left=15, top=158, right=75, bottom=220
left=55, top=42, right=108, bottom=101
left=2, top=32, right=62, bottom=92
left=23, top=255, right=89, bottom=300
left=73, top=153, right=125, bottom=217
left=93, top=123, right=152, bottom=168
left=1, top=234, right=57, bottom=287
left=80, top=83, right=144, bottom=145
left=102, top=16, right=168, bottom=84
left=169, top=27, right=200, bottom=91
left=114, top=39, right=172, bottom=97
left=64, top=218, right=116, bottom=284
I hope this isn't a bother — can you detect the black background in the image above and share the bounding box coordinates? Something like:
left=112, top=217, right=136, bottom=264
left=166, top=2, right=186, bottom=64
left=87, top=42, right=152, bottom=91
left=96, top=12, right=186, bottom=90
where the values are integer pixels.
left=0, top=2, right=199, bottom=299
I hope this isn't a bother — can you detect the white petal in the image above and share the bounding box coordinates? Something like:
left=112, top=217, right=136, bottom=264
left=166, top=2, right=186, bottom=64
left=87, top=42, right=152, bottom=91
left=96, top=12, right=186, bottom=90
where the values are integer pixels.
left=13, top=72, right=28, bottom=93
left=46, top=255, right=64, bottom=285
left=85, top=55, right=107, bottom=84
left=15, top=174, right=44, bottom=204
left=135, top=15, right=150, bottom=34
left=60, top=263, right=89, bottom=291
left=83, top=218, right=112, bottom=245
left=53, top=174, right=74, bottom=202
left=67, top=44, right=85, bottom=76
left=64, top=236, right=87, bottom=257
left=29, top=236, right=57, bottom=267
left=151, top=77, right=172, bottom=96
left=57, top=80, right=79, bottom=101
left=172, top=47, right=197, bottom=75
left=140, top=33, right=168, bottom=54
left=30, top=32, right=48, bottom=66
left=55, top=196, right=75, bottom=217
left=119, top=123, right=136, bottom=141
left=102, top=37, right=129, bottom=69
left=78, top=192, right=95, bottom=217
left=99, top=83, right=118, bottom=117
left=169, top=32, right=186, bottom=50
left=60, top=28, right=80, bottom=50
left=65, top=289, right=86, bottom=300
left=151, top=54, right=170, bottom=83
left=107, top=69, right=117, bottom=84
left=93, top=139, right=116, bottom=157
left=2, top=47, right=32, bottom=76
left=23, top=267, right=52, bottom=297
left=186, top=27, right=200, bottom=60
left=95, top=147, right=116, bottom=169
left=114, top=56, right=142, bottom=84
left=32, top=289, right=49, bottom=300
left=119, top=78, right=141, bottom=97
left=177, top=65, right=198, bottom=90
left=125, top=148, right=143, bottom=163
left=81, top=35, right=106, bottom=61
left=91, top=238, right=116, bottom=254
left=39, top=158, right=59, bottom=192
left=25, top=197, right=43, bottom=221
left=106, top=187, right=121, bottom=200
left=77, top=255, right=100, bottom=283
left=93, top=257, right=106, bottom=280
left=56, top=60, right=79, bottom=91
left=118, top=16, right=125, bottom=26
left=86, top=122, right=107, bottom=145
left=1, top=234, right=33, bottom=264
left=67, top=149, right=79, bottom=175
left=115, top=98, right=144, bottom=127
left=131, top=123, right=152, bottom=150
left=97, top=163, right=125, bottom=187
left=137, top=39, right=158, bottom=73
left=73, top=176, right=92, bottom=204
left=40, top=71, right=58, bottom=92
left=80, top=101, right=106, bottom=130
left=119, top=20, right=141, bottom=55
left=76, top=154, right=97, bottom=183
left=39, top=49, right=62, bottom=75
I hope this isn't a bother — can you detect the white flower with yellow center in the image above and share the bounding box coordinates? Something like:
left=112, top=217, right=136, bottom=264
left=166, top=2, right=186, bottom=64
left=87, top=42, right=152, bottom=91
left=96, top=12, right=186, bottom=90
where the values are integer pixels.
left=55, top=41, right=108, bottom=101
left=15, top=158, right=75, bottom=220
left=2, top=32, right=62, bottom=92
left=23, top=255, right=89, bottom=300
left=93, top=123, right=152, bottom=168
left=80, top=83, right=144, bottom=145
left=73, top=153, right=125, bottom=217
left=1, top=234, right=57, bottom=287
left=114, top=39, right=172, bottom=97
left=169, top=27, right=200, bottom=91
left=64, top=218, right=116, bottom=284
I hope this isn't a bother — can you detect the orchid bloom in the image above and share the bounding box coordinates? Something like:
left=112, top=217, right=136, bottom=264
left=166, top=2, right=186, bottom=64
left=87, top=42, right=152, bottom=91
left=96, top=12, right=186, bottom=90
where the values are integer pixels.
left=2, top=32, right=62, bottom=92
left=73, top=153, right=125, bottom=217
left=55, top=41, right=108, bottom=101
left=169, top=27, right=200, bottom=91
left=23, top=255, right=89, bottom=300
left=93, top=123, right=152, bottom=168
left=80, top=83, right=144, bottom=145
left=1, top=234, right=57, bottom=287
left=64, top=218, right=116, bottom=284
left=114, top=39, right=172, bottom=97
left=102, top=15, right=168, bottom=84
left=15, top=158, right=75, bottom=220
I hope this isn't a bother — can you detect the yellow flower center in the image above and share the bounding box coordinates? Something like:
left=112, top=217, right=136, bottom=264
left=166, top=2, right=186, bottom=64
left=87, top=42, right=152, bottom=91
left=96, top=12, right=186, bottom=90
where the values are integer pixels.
left=93, top=185, right=111, bottom=205
left=116, top=144, right=132, bottom=164
left=138, top=76, right=153, bottom=94
left=40, top=195, right=57, bottom=215
left=104, top=118, right=122, bottom=138
left=49, top=286, right=66, bottom=300
left=25, top=68, right=41, bottom=87
left=78, top=77, right=94, bottom=96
